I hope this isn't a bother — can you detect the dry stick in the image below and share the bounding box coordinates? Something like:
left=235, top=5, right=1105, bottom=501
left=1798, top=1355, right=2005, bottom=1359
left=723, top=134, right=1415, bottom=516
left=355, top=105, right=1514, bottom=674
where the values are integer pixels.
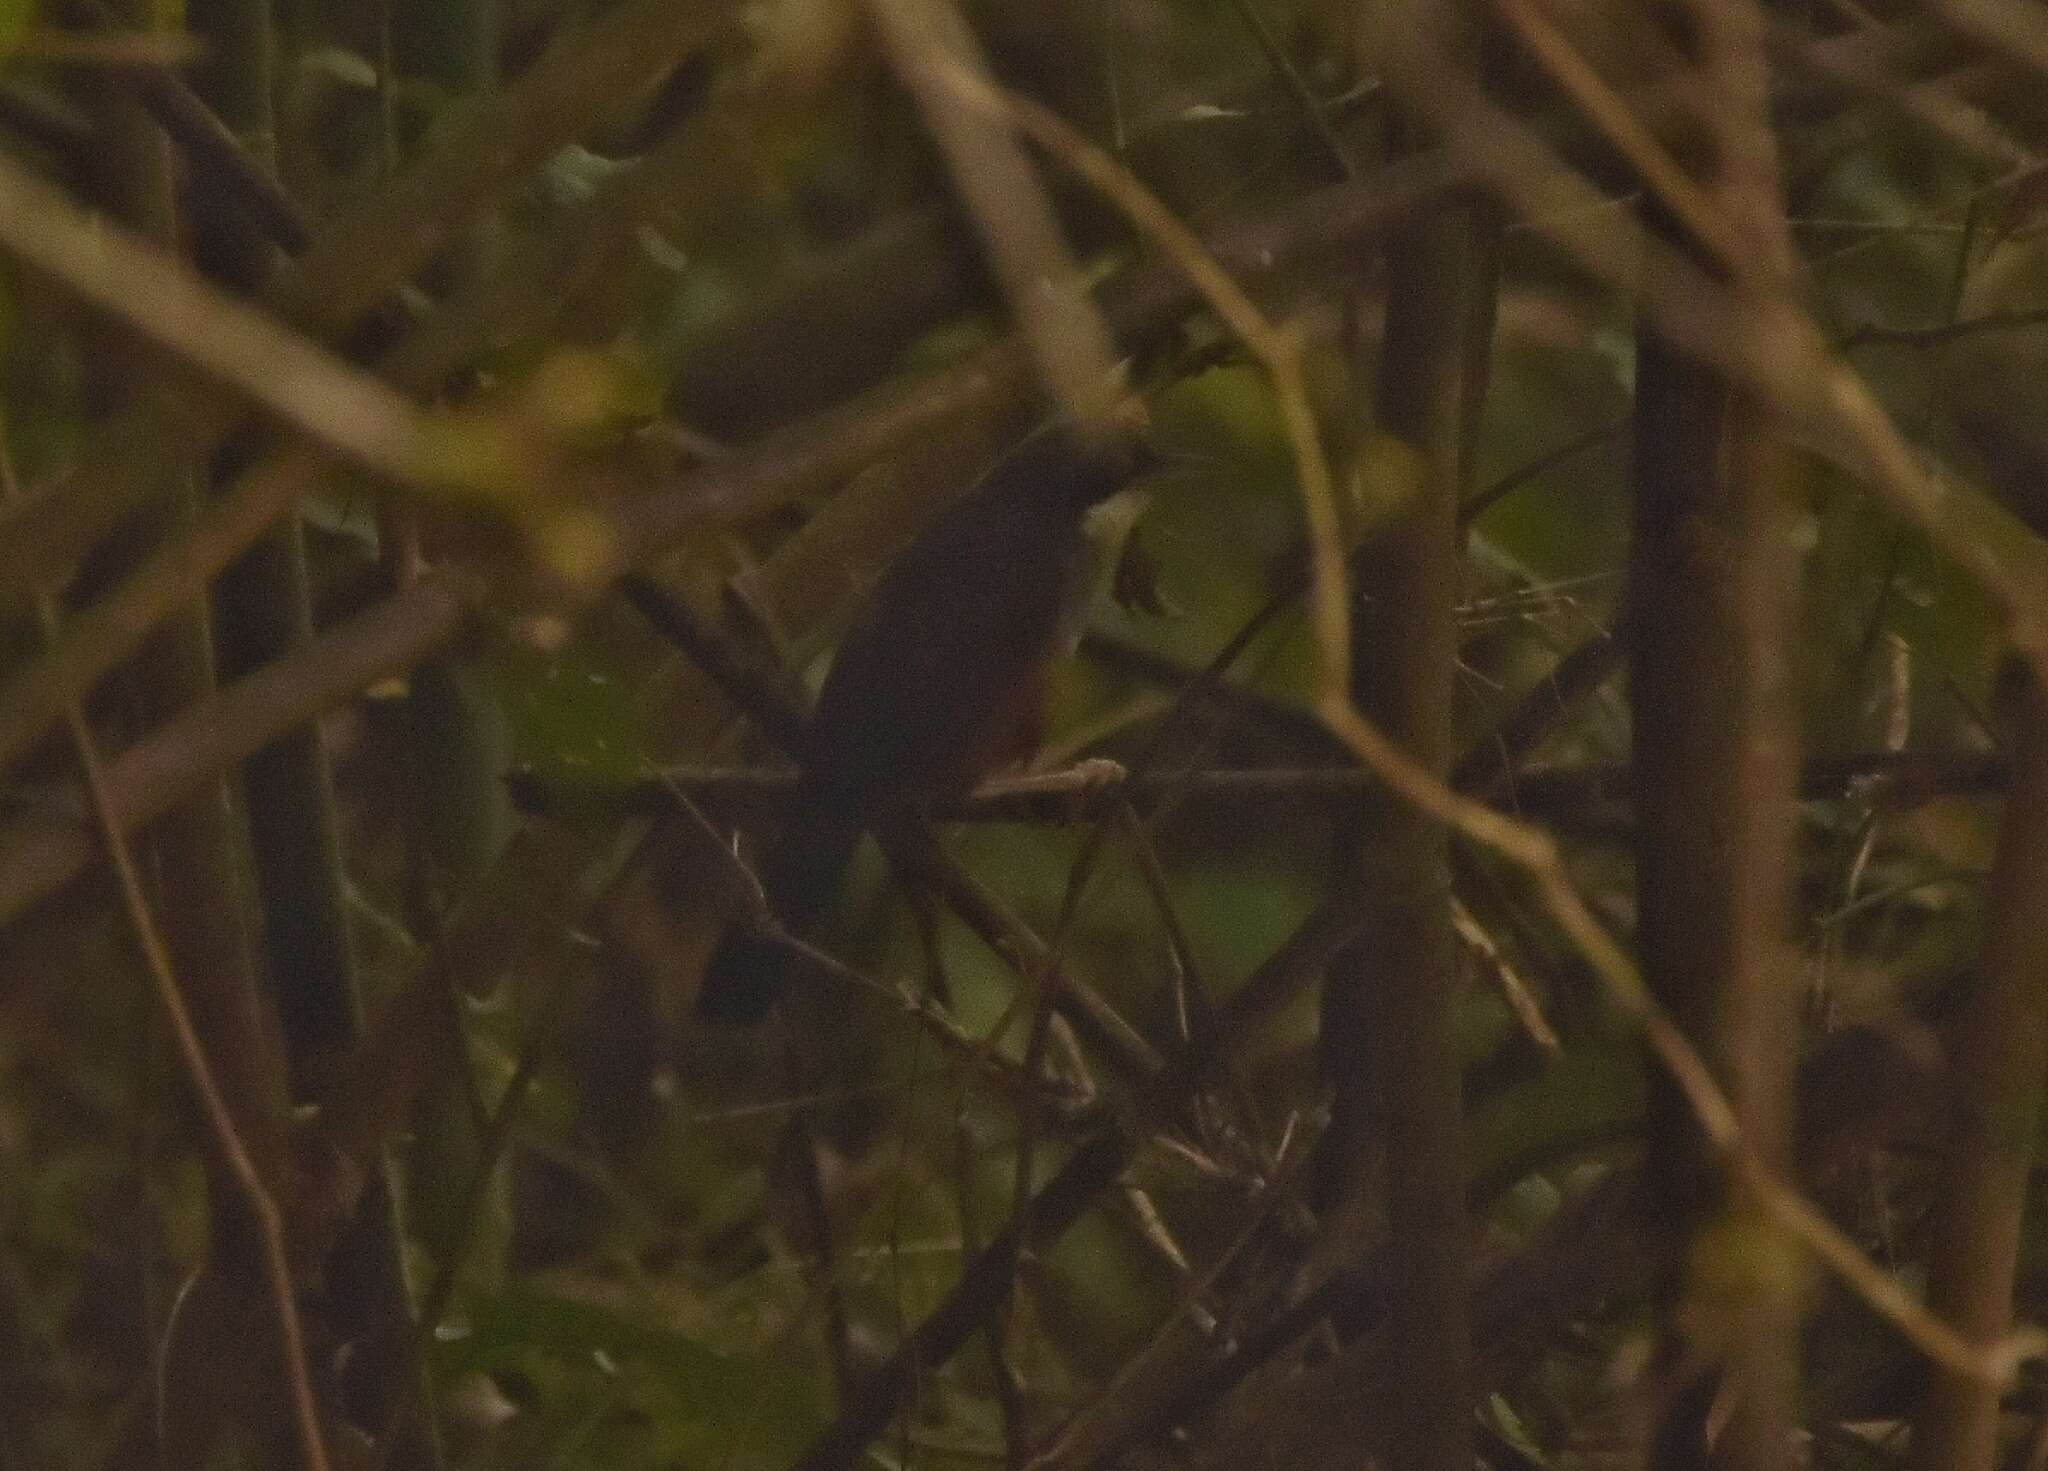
left=787, top=892, right=1370, bottom=1471
left=1939, top=0, right=2048, bottom=80
left=949, top=1113, right=1026, bottom=1470
left=1222, top=0, right=1360, bottom=181
left=948, top=66, right=2034, bottom=1383
left=1496, top=0, right=1746, bottom=270
left=1453, top=631, right=1624, bottom=804
left=0, top=156, right=438, bottom=483
left=1451, top=893, right=1561, bottom=1053
left=1768, top=16, right=2033, bottom=171
left=880, top=820, right=1164, bottom=1079
left=0, top=74, right=760, bottom=792
left=517, top=744, right=2011, bottom=829
left=408, top=963, right=580, bottom=1364
left=64, top=701, right=333, bottom=1471
left=0, top=574, right=468, bottom=925
left=981, top=659, right=1254, bottom=1265
left=52, top=0, right=312, bottom=251
left=1023, top=1112, right=1321, bottom=1471
left=0, top=431, right=330, bottom=1471
left=983, top=701, right=1193, bottom=1237
left=1907, top=677, right=2048, bottom=1465
left=1382, top=22, right=2048, bottom=696
left=1109, top=801, right=1276, bottom=1163
left=865, top=0, right=1126, bottom=435
left=0, top=0, right=743, bottom=610
left=1461, top=418, right=1626, bottom=527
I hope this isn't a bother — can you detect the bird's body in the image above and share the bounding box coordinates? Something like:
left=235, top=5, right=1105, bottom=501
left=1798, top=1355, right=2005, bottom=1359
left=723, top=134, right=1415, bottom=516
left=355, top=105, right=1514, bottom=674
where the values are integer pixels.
left=698, top=431, right=1148, bottom=1022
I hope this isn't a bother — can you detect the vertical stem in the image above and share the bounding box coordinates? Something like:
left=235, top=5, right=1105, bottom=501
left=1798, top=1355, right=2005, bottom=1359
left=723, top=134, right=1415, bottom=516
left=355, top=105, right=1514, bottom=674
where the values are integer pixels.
left=1318, top=9, right=1493, bottom=1471
left=1631, top=203, right=1804, bottom=1471
left=1632, top=3, right=1805, bottom=1464
left=384, top=11, right=510, bottom=1459
left=187, top=0, right=445, bottom=1460
left=83, top=6, right=298, bottom=1462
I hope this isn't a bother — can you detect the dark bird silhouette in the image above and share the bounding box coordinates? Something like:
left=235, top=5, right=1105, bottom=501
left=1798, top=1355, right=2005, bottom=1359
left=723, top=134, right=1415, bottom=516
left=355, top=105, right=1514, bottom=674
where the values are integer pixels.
left=698, top=429, right=1152, bottom=1023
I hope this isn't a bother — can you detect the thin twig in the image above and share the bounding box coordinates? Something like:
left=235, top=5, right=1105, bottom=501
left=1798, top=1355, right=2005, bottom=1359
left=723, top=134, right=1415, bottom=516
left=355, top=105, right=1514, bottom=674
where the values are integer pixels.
left=0, top=155, right=436, bottom=480
left=508, top=744, right=2012, bottom=824
left=0, top=424, right=331, bottom=1471
left=865, top=0, right=1127, bottom=434
left=54, top=0, right=312, bottom=250
left=948, top=60, right=2039, bottom=1386
left=0, top=573, right=469, bottom=925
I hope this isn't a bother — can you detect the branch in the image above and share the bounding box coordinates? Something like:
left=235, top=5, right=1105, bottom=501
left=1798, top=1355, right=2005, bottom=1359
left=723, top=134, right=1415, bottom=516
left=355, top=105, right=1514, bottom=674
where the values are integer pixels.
left=0, top=574, right=469, bottom=925
left=53, top=0, right=312, bottom=251
left=0, top=0, right=744, bottom=599
left=865, top=0, right=1125, bottom=433
left=788, top=887, right=1371, bottom=1471
left=1909, top=669, right=2048, bottom=1470
left=0, top=156, right=438, bottom=480
left=508, top=745, right=2011, bottom=825
left=609, top=142, right=1476, bottom=554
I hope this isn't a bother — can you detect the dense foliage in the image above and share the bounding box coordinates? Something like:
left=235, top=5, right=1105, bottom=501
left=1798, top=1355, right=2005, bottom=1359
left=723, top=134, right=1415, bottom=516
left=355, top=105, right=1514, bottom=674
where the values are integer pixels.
left=8, top=2, right=2048, bottom=1470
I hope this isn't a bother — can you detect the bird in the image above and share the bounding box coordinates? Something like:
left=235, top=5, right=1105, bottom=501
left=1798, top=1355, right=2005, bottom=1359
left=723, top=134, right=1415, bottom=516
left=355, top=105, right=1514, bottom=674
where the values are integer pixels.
left=697, top=426, right=1154, bottom=1023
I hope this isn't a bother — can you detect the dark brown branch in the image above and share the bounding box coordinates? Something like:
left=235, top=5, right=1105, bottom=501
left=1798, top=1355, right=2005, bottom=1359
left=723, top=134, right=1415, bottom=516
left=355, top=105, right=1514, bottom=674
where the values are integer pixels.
left=618, top=574, right=809, bottom=752
left=785, top=883, right=1371, bottom=1471
left=303, top=824, right=591, bottom=1184
left=55, top=0, right=312, bottom=252
left=1316, top=10, right=1492, bottom=1465
left=1453, top=630, right=1624, bottom=801
left=610, top=142, right=1477, bottom=552
left=68, top=58, right=304, bottom=1465
left=0, top=574, right=469, bottom=925
left=0, top=0, right=745, bottom=603
left=0, top=73, right=765, bottom=791
left=507, top=745, right=2011, bottom=824
left=1624, top=2, right=1807, bottom=1452
left=1906, top=625, right=2048, bottom=1467
left=1074, top=1015, right=1947, bottom=1471
left=878, top=818, right=1165, bottom=1080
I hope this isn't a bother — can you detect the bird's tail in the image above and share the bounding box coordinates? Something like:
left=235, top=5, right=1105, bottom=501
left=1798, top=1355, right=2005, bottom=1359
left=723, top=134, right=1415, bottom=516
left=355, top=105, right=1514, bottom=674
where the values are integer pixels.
left=697, top=813, right=864, bottom=1024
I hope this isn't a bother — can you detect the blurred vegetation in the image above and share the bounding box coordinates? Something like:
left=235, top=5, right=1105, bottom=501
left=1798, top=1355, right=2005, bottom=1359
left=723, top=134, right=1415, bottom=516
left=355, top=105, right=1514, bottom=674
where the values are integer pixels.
left=8, top=1, right=2048, bottom=1469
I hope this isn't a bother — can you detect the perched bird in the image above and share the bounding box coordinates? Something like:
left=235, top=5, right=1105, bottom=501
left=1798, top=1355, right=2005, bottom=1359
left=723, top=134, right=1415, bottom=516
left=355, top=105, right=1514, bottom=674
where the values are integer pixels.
left=698, top=427, right=1153, bottom=1023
